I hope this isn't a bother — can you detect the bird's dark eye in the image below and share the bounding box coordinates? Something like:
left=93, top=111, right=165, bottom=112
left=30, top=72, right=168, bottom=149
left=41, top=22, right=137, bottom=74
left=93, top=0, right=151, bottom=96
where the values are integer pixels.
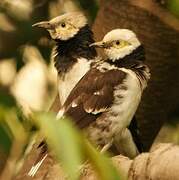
left=116, top=40, right=120, bottom=45
left=61, top=23, right=66, bottom=28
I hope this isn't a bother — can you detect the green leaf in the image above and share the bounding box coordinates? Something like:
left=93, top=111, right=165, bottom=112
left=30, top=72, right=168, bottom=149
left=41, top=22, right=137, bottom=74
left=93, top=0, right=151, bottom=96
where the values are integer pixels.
left=34, top=113, right=84, bottom=180
left=33, top=112, right=123, bottom=180
left=0, top=106, right=34, bottom=156
left=83, top=140, right=123, bottom=180
left=0, top=91, right=17, bottom=108
left=167, top=0, right=179, bottom=17
left=78, top=0, right=99, bottom=22
left=0, top=123, right=12, bottom=154
left=0, top=107, right=13, bottom=153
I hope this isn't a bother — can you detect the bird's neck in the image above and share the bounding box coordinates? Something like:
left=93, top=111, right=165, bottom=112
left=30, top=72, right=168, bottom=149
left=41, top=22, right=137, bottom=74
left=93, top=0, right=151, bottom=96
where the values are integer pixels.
left=54, top=25, right=97, bottom=74
left=107, top=46, right=145, bottom=69
left=107, top=45, right=149, bottom=89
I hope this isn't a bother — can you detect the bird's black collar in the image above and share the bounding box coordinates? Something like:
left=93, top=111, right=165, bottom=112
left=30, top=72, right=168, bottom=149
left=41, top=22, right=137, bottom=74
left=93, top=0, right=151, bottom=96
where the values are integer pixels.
left=54, top=25, right=97, bottom=74
left=107, top=46, right=145, bottom=69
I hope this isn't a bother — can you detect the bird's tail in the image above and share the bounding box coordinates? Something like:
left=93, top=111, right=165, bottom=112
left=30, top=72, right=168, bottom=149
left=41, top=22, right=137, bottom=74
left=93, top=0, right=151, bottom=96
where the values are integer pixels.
left=28, top=153, right=48, bottom=177
left=28, top=142, right=48, bottom=177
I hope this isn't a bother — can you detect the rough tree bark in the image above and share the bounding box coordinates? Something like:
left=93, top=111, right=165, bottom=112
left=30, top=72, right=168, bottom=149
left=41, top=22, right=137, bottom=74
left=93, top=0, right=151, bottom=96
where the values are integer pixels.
left=14, top=143, right=179, bottom=180
left=81, top=143, right=179, bottom=180
left=93, top=0, right=179, bottom=150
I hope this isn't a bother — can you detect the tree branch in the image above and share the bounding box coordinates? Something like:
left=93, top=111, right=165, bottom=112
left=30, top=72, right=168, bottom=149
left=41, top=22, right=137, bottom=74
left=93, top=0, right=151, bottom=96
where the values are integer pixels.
left=82, top=143, right=179, bottom=180
left=14, top=143, right=179, bottom=179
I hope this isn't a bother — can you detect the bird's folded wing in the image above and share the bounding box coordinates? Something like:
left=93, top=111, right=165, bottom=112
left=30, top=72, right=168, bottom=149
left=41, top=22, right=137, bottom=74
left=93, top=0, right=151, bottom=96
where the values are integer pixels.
left=62, top=67, right=127, bottom=129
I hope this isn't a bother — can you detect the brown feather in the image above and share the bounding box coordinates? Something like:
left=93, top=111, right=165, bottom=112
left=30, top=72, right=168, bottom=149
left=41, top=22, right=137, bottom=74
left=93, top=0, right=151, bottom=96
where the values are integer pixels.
left=63, top=66, right=127, bottom=129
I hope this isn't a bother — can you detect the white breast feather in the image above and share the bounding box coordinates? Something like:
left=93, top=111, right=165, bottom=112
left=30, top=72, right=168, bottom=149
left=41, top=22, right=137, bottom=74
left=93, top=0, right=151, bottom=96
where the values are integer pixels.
left=58, top=58, right=91, bottom=105
left=109, top=68, right=142, bottom=132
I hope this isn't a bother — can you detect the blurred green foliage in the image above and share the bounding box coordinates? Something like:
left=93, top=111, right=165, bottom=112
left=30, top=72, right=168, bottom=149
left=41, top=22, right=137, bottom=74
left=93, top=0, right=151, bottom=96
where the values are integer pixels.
left=0, top=108, right=122, bottom=179
left=0, top=92, right=17, bottom=154
left=167, top=0, right=179, bottom=17
left=34, top=113, right=84, bottom=180
left=0, top=91, right=17, bottom=108
left=0, top=122, right=12, bottom=153
left=34, top=113, right=122, bottom=180
left=78, top=0, right=99, bottom=22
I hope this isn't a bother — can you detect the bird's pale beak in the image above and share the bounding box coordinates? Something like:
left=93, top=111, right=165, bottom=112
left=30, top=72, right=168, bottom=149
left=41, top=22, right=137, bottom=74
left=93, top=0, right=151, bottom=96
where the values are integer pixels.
left=90, top=41, right=108, bottom=48
left=32, top=21, right=53, bottom=29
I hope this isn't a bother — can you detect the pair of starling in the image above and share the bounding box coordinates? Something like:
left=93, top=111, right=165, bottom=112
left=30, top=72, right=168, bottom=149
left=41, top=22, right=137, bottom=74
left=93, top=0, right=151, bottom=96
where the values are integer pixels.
left=29, top=12, right=150, bottom=176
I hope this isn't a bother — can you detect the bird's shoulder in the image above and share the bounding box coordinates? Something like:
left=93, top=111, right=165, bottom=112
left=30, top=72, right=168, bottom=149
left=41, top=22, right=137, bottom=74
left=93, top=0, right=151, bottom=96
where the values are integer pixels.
left=130, top=62, right=150, bottom=89
left=62, top=63, right=127, bottom=118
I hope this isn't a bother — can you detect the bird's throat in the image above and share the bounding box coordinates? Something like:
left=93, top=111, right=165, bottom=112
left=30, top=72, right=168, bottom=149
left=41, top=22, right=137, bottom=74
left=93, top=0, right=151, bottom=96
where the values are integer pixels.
left=54, top=25, right=97, bottom=74
left=107, top=46, right=145, bottom=68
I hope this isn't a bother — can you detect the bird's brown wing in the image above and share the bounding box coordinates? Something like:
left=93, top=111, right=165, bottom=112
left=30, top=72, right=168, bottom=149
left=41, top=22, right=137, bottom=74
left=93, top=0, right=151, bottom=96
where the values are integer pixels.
left=62, top=67, right=127, bottom=129
left=49, top=93, right=62, bottom=113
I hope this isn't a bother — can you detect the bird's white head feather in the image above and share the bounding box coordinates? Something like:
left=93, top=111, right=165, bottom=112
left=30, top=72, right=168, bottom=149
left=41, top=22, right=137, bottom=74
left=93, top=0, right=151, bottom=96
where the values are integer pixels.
left=104, top=29, right=141, bottom=60
left=91, top=29, right=141, bottom=61
left=33, top=12, right=87, bottom=40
